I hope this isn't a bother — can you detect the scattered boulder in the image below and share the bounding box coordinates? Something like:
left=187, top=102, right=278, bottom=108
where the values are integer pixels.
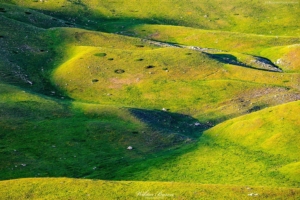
left=248, top=193, right=258, bottom=196
left=127, top=146, right=133, bottom=150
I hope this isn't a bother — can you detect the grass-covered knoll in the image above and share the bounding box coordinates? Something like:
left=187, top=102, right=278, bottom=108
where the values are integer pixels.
left=0, top=4, right=157, bottom=95
left=204, top=100, right=300, bottom=183
left=52, top=44, right=300, bottom=123
left=1, top=178, right=300, bottom=200
left=117, top=101, right=300, bottom=187
left=4, top=0, right=300, bottom=36
left=206, top=100, right=300, bottom=160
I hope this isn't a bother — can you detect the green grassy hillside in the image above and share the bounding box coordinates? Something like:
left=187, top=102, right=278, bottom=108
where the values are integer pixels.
left=0, top=0, right=299, bottom=199
left=117, top=101, right=300, bottom=187
left=0, top=178, right=300, bottom=200
left=3, top=0, right=300, bottom=36
left=261, top=44, right=300, bottom=72
left=0, top=83, right=206, bottom=181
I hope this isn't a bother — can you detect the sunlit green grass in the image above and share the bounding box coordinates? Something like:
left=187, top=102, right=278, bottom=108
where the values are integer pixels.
left=51, top=43, right=300, bottom=123
left=260, top=44, right=300, bottom=72
left=117, top=101, right=300, bottom=187
left=4, top=0, right=300, bottom=36
left=0, top=0, right=299, bottom=199
left=1, top=178, right=300, bottom=200
left=126, top=24, right=300, bottom=54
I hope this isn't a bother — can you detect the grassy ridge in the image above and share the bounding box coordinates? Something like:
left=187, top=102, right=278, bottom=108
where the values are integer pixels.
left=0, top=178, right=299, bottom=200
left=4, top=0, right=300, bottom=36
left=126, top=24, right=300, bottom=54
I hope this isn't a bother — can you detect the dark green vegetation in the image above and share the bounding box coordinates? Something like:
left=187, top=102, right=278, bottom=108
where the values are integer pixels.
left=0, top=0, right=299, bottom=199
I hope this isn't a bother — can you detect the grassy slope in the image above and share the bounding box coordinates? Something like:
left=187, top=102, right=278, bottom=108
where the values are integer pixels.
left=126, top=24, right=300, bottom=54
left=4, top=0, right=300, bottom=36
left=0, top=82, right=207, bottom=181
left=2, top=2, right=299, bottom=125
left=0, top=178, right=300, bottom=200
left=51, top=41, right=300, bottom=123
left=118, top=101, right=300, bottom=187
left=0, top=0, right=299, bottom=199
left=260, top=44, right=300, bottom=72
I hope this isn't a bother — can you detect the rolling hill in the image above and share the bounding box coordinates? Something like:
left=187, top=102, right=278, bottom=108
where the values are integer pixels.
left=0, top=0, right=299, bottom=199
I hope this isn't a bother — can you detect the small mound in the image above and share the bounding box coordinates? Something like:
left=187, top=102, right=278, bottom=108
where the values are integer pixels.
left=114, top=69, right=125, bottom=74
left=94, top=53, right=107, bottom=57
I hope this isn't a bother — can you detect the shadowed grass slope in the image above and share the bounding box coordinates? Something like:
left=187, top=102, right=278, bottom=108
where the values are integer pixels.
left=0, top=83, right=205, bottom=181
left=0, top=2, right=158, bottom=94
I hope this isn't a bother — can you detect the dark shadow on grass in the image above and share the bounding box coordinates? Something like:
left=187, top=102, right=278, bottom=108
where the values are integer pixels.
left=129, top=108, right=212, bottom=139
left=204, top=52, right=282, bottom=72
left=205, top=53, right=250, bottom=67
left=0, top=100, right=212, bottom=181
